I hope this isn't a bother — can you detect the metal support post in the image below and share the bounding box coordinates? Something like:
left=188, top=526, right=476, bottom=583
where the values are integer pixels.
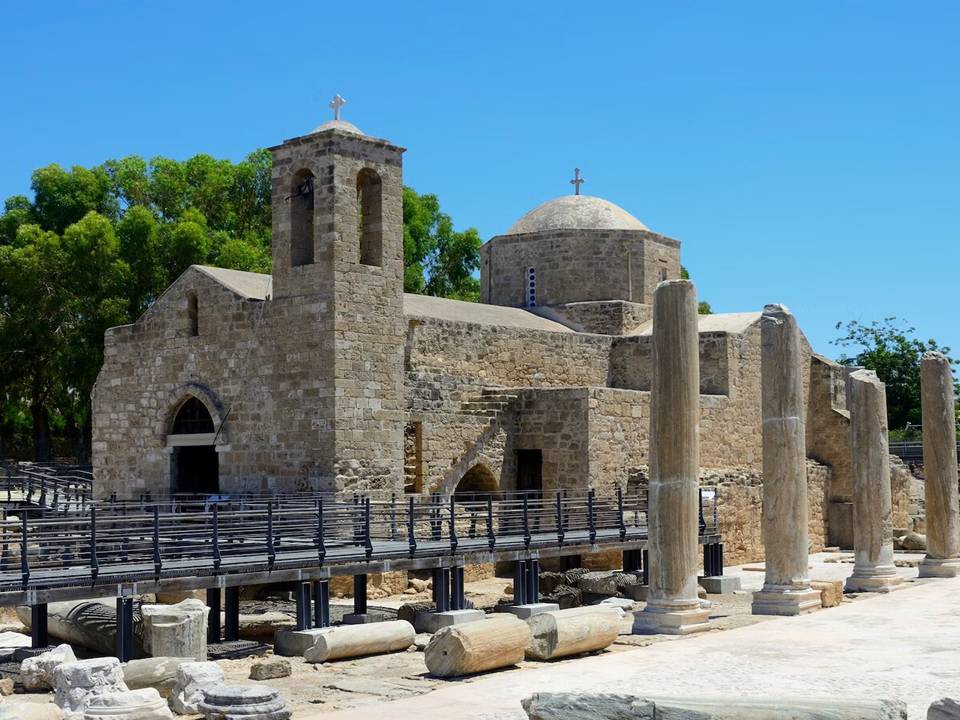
left=295, top=581, right=312, bottom=630
left=525, top=559, right=539, bottom=603
left=224, top=586, right=240, bottom=642
left=450, top=566, right=465, bottom=611
left=313, top=580, right=330, bottom=628
left=513, top=560, right=528, bottom=605
left=206, top=587, right=222, bottom=644
left=30, top=603, right=48, bottom=648
left=624, top=548, right=642, bottom=572
left=115, top=598, right=133, bottom=662
left=353, top=574, right=368, bottom=615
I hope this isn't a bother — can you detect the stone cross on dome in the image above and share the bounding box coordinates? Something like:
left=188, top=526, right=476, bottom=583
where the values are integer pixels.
left=329, top=94, right=347, bottom=121
left=570, top=167, right=585, bottom=195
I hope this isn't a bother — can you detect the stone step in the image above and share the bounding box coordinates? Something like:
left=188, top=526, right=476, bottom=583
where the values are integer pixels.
left=478, top=394, right=519, bottom=403
left=461, top=402, right=510, bottom=412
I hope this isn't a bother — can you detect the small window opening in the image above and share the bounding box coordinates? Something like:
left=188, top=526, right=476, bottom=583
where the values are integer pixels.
left=187, top=293, right=199, bottom=336
left=404, top=422, right=423, bottom=493
left=526, top=267, right=537, bottom=307
left=290, top=169, right=315, bottom=267
left=357, top=169, right=383, bottom=266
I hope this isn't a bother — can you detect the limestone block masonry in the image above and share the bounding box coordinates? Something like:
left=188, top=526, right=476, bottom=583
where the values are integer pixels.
left=90, top=115, right=882, bottom=568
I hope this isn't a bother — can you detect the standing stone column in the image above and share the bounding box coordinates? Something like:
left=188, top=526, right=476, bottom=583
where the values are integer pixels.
left=919, top=351, right=960, bottom=577
left=633, top=280, right=710, bottom=635
left=845, top=370, right=903, bottom=592
left=752, top=305, right=822, bottom=616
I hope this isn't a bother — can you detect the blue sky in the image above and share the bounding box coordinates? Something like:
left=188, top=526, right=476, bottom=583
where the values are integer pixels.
left=2, top=2, right=957, bottom=357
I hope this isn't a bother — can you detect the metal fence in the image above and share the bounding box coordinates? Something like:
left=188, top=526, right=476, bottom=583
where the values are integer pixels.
left=888, top=441, right=960, bottom=465
left=0, top=486, right=719, bottom=601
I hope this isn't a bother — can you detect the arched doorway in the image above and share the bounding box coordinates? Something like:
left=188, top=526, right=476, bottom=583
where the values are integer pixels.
left=454, top=464, right=499, bottom=504
left=168, top=397, right=219, bottom=494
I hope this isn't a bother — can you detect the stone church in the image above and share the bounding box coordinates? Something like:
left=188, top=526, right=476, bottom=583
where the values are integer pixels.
left=92, top=112, right=874, bottom=560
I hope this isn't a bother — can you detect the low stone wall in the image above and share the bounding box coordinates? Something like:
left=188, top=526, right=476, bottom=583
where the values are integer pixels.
left=631, top=460, right=832, bottom=567
left=712, top=460, right=831, bottom=566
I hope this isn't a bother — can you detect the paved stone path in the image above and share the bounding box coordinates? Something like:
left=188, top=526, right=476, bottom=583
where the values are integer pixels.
left=312, top=574, right=960, bottom=719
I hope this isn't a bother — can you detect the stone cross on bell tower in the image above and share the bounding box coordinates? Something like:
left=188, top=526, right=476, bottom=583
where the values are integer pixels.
left=329, top=93, right=347, bottom=121
left=570, top=167, right=585, bottom=195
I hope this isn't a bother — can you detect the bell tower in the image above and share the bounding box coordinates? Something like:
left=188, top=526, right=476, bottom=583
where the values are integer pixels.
left=268, top=98, right=407, bottom=492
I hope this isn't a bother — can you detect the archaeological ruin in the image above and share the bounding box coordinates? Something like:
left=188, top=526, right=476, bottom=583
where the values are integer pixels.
left=0, top=106, right=955, bottom=720
left=88, top=111, right=880, bottom=566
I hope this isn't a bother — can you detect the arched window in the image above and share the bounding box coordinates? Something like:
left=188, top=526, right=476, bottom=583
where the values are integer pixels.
left=171, top=397, right=215, bottom=435
left=290, top=169, right=315, bottom=267
left=454, top=464, right=499, bottom=504
left=187, top=292, right=199, bottom=336
left=356, top=168, right=382, bottom=266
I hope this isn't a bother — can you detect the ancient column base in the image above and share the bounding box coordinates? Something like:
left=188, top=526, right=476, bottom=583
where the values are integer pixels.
left=844, top=567, right=903, bottom=593
left=632, top=605, right=710, bottom=636
left=918, top=557, right=960, bottom=578
left=751, top=586, right=821, bottom=616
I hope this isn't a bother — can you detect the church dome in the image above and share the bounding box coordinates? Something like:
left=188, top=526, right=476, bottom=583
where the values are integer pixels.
left=506, top=195, right=648, bottom=235
left=311, top=119, right=365, bottom=136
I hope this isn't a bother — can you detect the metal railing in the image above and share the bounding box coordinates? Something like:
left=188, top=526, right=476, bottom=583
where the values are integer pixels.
left=888, top=440, right=960, bottom=465
left=0, top=486, right=720, bottom=600
left=1, top=461, right=93, bottom=510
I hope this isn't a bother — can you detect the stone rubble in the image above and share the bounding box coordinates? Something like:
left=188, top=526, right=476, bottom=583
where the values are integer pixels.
left=121, top=657, right=193, bottom=698
left=168, top=660, right=224, bottom=715
left=52, top=657, right=129, bottom=720
left=197, top=684, right=291, bottom=720
left=80, top=687, right=172, bottom=720
left=21, top=643, right=77, bottom=691
left=141, top=599, right=208, bottom=661
left=249, top=657, right=291, bottom=681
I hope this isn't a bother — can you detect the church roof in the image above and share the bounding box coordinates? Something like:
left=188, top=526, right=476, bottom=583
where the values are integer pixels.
left=403, top=293, right=574, bottom=333
left=628, top=311, right=762, bottom=337
left=506, top=195, right=648, bottom=235
left=192, top=266, right=574, bottom=333
left=311, top=119, right=365, bottom=136
left=194, top=266, right=273, bottom=300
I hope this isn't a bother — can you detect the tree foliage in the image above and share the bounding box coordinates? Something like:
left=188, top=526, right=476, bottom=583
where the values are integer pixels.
left=679, top=265, right=712, bottom=315
left=402, top=187, right=481, bottom=301
left=0, top=152, right=272, bottom=460
left=0, top=151, right=482, bottom=460
left=832, top=317, right=957, bottom=432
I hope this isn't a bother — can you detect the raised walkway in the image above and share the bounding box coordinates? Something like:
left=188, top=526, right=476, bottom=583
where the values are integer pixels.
left=318, top=571, right=960, bottom=720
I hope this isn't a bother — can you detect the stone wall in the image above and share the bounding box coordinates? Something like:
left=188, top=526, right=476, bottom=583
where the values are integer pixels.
left=609, top=332, right=731, bottom=395
left=631, top=460, right=831, bottom=567
left=94, top=127, right=409, bottom=498
left=806, top=354, right=852, bottom=502
left=481, top=229, right=680, bottom=307
left=93, top=267, right=337, bottom=498
left=513, top=389, right=590, bottom=495
left=405, top=317, right=612, bottom=414
left=550, top=300, right=652, bottom=335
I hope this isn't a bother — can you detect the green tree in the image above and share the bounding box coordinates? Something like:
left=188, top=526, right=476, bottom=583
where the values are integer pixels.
left=116, top=206, right=162, bottom=317
left=402, top=187, right=481, bottom=301
left=0, top=225, right=72, bottom=459
left=832, top=317, right=957, bottom=431
left=31, top=164, right=117, bottom=233
left=679, top=265, right=712, bottom=314
left=0, top=148, right=482, bottom=461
